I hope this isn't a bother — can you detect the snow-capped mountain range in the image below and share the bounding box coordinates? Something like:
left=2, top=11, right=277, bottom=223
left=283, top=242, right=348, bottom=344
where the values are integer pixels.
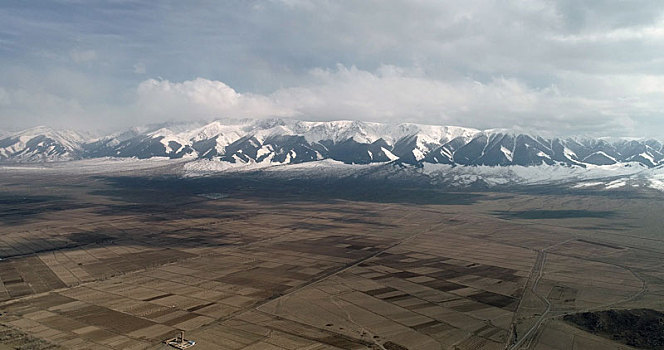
left=2, top=119, right=663, bottom=169
left=0, top=126, right=90, bottom=162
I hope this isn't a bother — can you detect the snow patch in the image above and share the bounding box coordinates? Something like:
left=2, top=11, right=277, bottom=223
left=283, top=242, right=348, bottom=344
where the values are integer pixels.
left=412, top=148, right=425, bottom=161
left=605, top=180, right=626, bottom=189
left=563, top=147, right=577, bottom=161
left=500, top=146, right=513, bottom=162
left=256, top=145, right=273, bottom=159
left=382, top=147, right=399, bottom=161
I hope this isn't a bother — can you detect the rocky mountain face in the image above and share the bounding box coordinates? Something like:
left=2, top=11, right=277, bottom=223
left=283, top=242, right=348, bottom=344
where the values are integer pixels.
left=1, top=119, right=662, bottom=168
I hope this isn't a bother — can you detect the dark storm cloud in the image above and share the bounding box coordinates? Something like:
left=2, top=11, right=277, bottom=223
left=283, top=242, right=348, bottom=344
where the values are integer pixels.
left=1, top=0, right=663, bottom=137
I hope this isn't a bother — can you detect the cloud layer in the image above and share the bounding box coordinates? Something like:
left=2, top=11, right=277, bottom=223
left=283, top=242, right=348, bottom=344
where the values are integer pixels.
left=135, top=65, right=663, bottom=137
left=1, top=1, right=664, bottom=136
left=135, top=78, right=294, bottom=122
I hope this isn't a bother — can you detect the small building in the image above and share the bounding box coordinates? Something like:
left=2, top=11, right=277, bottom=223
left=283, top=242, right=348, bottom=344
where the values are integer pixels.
left=164, top=331, right=196, bottom=349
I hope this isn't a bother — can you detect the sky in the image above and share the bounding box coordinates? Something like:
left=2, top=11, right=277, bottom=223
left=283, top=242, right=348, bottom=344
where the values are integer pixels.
left=1, top=0, right=664, bottom=137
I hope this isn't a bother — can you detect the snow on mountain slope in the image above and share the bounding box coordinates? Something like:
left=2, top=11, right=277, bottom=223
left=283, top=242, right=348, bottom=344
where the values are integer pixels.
left=3, top=119, right=664, bottom=178
left=0, top=126, right=91, bottom=162
left=289, top=120, right=479, bottom=145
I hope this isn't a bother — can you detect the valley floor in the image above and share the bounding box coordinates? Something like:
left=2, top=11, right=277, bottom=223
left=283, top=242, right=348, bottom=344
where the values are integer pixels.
left=0, top=168, right=662, bottom=350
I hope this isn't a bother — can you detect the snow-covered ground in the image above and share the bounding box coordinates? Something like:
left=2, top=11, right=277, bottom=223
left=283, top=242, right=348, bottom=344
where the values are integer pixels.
left=0, top=157, right=187, bottom=175
left=185, top=158, right=664, bottom=193
left=421, top=162, right=650, bottom=187
left=182, top=158, right=386, bottom=178
left=4, top=156, right=664, bottom=194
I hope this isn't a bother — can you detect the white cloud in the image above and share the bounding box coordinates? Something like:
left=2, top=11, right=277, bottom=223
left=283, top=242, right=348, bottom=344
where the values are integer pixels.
left=3, top=63, right=662, bottom=136
left=271, top=65, right=640, bottom=135
left=135, top=78, right=295, bottom=122
left=552, top=17, right=664, bottom=43
left=3, top=1, right=664, bottom=136
left=132, top=65, right=664, bottom=137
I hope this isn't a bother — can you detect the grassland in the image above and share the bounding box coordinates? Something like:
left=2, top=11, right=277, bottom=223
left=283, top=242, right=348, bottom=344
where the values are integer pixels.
left=0, top=166, right=663, bottom=349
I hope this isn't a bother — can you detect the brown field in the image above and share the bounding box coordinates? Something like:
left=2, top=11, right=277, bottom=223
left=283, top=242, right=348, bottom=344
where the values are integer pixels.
left=0, top=166, right=663, bottom=349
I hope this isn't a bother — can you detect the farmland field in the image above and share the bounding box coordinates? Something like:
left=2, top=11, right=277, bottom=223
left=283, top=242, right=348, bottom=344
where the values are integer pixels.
left=0, top=166, right=663, bottom=349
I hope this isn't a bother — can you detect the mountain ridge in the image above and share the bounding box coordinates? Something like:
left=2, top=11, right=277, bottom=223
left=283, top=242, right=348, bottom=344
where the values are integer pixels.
left=1, top=119, right=663, bottom=168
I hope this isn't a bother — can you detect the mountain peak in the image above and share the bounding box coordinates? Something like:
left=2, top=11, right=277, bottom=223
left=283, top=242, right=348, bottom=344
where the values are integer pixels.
left=0, top=119, right=662, bottom=168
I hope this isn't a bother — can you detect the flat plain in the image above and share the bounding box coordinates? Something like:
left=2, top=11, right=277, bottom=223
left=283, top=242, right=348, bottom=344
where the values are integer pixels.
left=0, top=165, right=663, bottom=350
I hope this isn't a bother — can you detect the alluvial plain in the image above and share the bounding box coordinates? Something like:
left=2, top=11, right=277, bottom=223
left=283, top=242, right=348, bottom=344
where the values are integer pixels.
left=0, top=166, right=663, bottom=349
